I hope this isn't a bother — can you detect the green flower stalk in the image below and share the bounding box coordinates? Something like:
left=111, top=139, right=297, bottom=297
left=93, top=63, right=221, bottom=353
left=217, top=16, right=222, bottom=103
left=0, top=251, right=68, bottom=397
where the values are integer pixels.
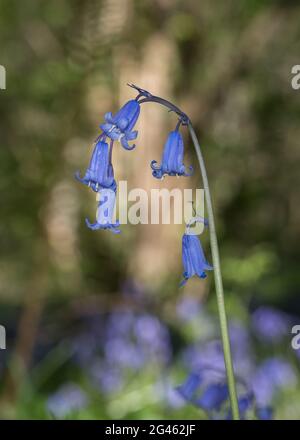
left=188, top=123, right=240, bottom=420
left=132, top=83, right=240, bottom=419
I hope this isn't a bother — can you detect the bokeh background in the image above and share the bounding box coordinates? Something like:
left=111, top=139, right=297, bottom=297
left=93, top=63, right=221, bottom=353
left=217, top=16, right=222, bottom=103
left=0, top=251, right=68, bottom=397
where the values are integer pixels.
left=1, top=0, right=300, bottom=420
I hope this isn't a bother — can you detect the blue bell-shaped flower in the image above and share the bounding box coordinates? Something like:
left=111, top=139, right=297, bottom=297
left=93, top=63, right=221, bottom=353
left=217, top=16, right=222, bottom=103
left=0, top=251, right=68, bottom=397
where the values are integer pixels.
left=100, top=100, right=140, bottom=150
left=85, top=188, right=120, bottom=234
left=195, top=383, right=228, bottom=412
left=256, top=406, right=273, bottom=420
left=180, top=233, right=213, bottom=286
left=151, top=130, right=193, bottom=179
left=227, top=393, right=253, bottom=420
left=75, top=139, right=116, bottom=192
left=176, top=373, right=202, bottom=401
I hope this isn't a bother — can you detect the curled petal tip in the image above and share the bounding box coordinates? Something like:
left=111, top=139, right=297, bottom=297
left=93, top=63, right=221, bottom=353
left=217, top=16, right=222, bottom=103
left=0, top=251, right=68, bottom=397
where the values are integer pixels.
left=85, top=218, right=98, bottom=230
left=106, top=224, right=121, bottom=234
left=121, top=137, right=136, bottom=150
left=111, top=227, right=121, bottom=234
left=150, top=160, right=160, bottom=170
left=74, top=171, right=86, bottom=184
left=85, top=218, right=121, bottom=233
left=151, top=168, right=163, bottom=179
left=74, top=170, right=81, bottom=180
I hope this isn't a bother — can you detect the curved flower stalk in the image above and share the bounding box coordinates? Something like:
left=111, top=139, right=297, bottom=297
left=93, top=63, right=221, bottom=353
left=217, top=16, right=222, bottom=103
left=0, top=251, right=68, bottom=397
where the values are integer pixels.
left=151, top=129, right=193, bottom=179
left=85, top=188, right=120, bottom=234
left=188, top=123, right=239, bottom=419
left=100, top=99, right=140, bottom=150
left=75, top=139, right=116, bottom=192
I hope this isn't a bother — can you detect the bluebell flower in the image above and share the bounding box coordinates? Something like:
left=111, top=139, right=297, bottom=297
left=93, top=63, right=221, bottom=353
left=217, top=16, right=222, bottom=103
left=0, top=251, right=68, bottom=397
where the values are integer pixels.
left=89, top=360, right=123, bottom=394
left=176, top=372, right=202, bottom=400
left=104, top=311, right=145, bottom=369
left=100, top=99, right=140, bottom=150
left=105, top=310, right=135, bottom=339
left=46, top=383, right=88, bottom=418
left=104, top=336, right=145, bottom=369
left=71, top=331, right=99, bottom=366
left=229, top=322, right=254, bottom=377
left=238, top=394, right=253, bottom=414
left=134, top=314, right=172, bottom=363
left=195, top=383, right=228, bottom=412
left=121, top=278, right=146, bottom=303
left=250, top=366, right=274, bottom=407
left=256, top=406, right=273, bottom=420
left=158, top=379, right=186, bottom=409
left=85, top=188, right=120, bottom=233
left=182, top=341, right=225, bottom=375
left=251, top=306, right=291, bottom=343
left=176, top=297, right=202, bottom=322
left=104, top=310, right=171, bottom=369
left=75, top=139, right=116, bottom=192
left=250, top=357, right=296, bottom=407
left=180, top=234, right=213, bottom=286
left=261, top=358, right=296, bottom=388
left=227, top=393, right=253, bottom=420
left=229, top=321, right=251, bottom=355
left=151, top=130, right=193, bottom=179
left=182, top=338, right=254, bottom=392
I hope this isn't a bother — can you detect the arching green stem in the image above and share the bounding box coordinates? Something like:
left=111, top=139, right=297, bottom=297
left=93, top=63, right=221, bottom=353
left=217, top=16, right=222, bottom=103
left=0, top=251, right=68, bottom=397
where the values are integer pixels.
left=188, top=123, right=240, bottom=420
left=128, top=83, right=240, bottom=419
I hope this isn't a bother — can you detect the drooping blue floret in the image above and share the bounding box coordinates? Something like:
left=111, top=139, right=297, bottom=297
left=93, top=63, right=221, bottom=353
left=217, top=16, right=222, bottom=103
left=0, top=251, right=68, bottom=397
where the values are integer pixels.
left=85, top=188, right=120, bottom=233
left=46, top=383, right=88, bottom=418
left=195, top=383, right=228, bottom=412
left=251, top=306, right=291, bottom=343
left=250, top=357, right=296, bottom=408
left=176, top=373, right=202, bottom=400
left=89, top=360, right=124, bottom=394
left=256, top=406, right=273, bottom=420
left=100, top=99, right=140, bottom=150
left=151, top=130, right=193, bottom=179
left=180, top=234, right=213, bottom=286
left=176, top=365, right=255, bottom=419
left=227, top=393, right=254, bottom=420
left=75, top=139, right=116, bottom=192
left=176, top=297, right=202, bottom=322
